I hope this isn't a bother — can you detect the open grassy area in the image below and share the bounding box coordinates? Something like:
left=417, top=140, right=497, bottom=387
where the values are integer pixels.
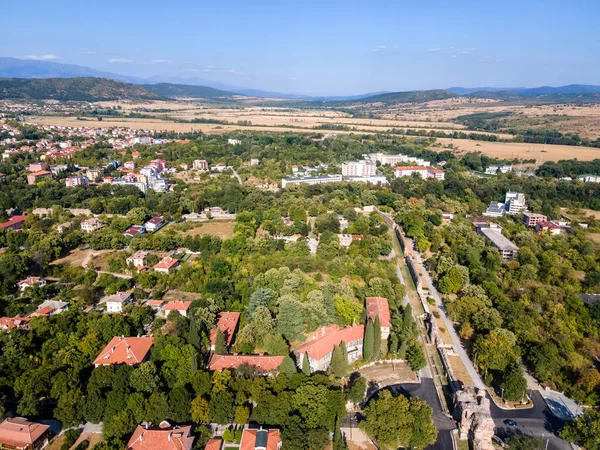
left=165, top=220, right=236, bottom=239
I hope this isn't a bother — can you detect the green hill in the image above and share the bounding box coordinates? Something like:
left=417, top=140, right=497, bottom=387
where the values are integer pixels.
left=354, top=89, right=457, bottom=104
left=0, top=77, right=161, bottom=101
left=142, top=82, right=238, bottom=99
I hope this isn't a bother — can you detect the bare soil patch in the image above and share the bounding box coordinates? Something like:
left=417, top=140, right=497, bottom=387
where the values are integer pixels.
left=359, top=361, right=418, bottom=387
left=164, top=221, right=236, bottom=239
left=448, top=354, right=475, bottom=387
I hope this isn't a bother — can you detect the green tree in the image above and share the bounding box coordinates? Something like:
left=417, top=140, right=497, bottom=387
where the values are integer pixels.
left=373, top=316, right=382, bottom=360
left=500, top=364, right=528, bottom=402
left=129, top=361, right=160, bottom=394
left=190, top=396, right=210, bottom=423
left=560, top=410, right=600, bottom=450
left=330, top=343, right=348, bottom=377
left=302, top=355, right=311, bottom=375
left=347, top=377, right=367, bottom=405
left=209, top=391, right=234, bottom=424
left=234, top=405, right=250, bottom=425
left=279, top=355, right=298, bottom=377
left=474, top=328, right=519, bottom=375
left=215, top=328, right=228, bottom=354
left=188, top=317, right=201, bottom=350
left=406, top=344, right=427, bottom=372
left=364, top=320, right=374, bottom=361
left=505, top=435, right=545, bottom=450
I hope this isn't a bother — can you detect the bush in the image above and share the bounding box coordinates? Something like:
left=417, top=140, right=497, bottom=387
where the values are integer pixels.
left=432, top=311, right=440, bottom=319
left=60, top=429, right=82, bottom=450
left=74, top=440, right=90, bottom=450
left=427, top=297, right=435, bottom=305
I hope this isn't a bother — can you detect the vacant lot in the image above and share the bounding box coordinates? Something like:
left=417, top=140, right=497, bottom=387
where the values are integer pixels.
left=164, top=220, right=236, bottom=239
left=432, top=138, right=600, bottom=162
left=360, top=361, right=418, bottom=386
left=162, top=289, right=202, bottom=303
left=51, top=249, right=123, bottom=270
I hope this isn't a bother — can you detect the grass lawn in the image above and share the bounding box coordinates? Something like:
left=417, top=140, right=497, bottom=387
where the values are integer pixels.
left=163, top=220, right=236, bottom=239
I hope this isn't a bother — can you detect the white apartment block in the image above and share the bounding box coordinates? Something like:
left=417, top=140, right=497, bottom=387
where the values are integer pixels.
left=393, top=166, right=445, bottom=180
left=365, top=152, right=431, bottom=167
left=281, top=174, right=343, bottom=188
left=341, top=160, right=377, bottom=177
left=504, top=192, right=526, bottom=215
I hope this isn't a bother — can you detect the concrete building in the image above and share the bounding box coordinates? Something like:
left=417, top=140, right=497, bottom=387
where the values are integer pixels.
left=64, top=176, right=89, bottom=188
left=294, top=324, right=365, bottom=373
left=483, top=201, right=507, bottom=218
left=123, top=225, right=145, bottom=238
left=522, top=212, right=547, bottom=228
left=17, top=277, right=46, bottom=291
left=365, top=152, right=431, bottom=167
left=126, top=250, right=149, bottom=269
left=207, top=354, right=285, bottom=374
left=27, top=171, right=52, bottom=185
left=0, top=215, right=27, bottom=231
left=100, top=291, right=132, bottom=313
left=344, top=175, right=389, bottom=185
left=154, top=256, right=179, bottom=274
left=341, top=160, right=377, bottom=177
left=193, top=159, right=208, bottom=170
left=164, top=301, right=191, bottom=317
left=28, top=162, right=47, bottom=172
left=536, top=221, right=562, bottom=235
left=393, top=166, right=445, bottom=180
left=281, top=174, right=343, bottom=188
left=81, top=218, right=103, bottom=233
left=504, top=192, right=526, bottom=215
left=365, top=297, right=392, bottom=340
left=478, top=226, right=519, bottom=262
left=144, top=216, right=163, bottom=232
left=32, top=300, right=69, bottom=317
left=112, top=178, right=147, bottom=194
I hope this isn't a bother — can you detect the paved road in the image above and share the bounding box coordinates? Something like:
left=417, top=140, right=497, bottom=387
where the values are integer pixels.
left=490, top=391, right=571, bottom=450
left=408, top=238, right=486, bottom=391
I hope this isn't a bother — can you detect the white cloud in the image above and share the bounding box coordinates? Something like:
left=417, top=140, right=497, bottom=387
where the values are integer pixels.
left=426, top=48, right=441, bottom=52
left=151, top=59, right=168, bottom=64
left=109, top=58, right=133, bottom=63
left=373, top=45, right=399, bottom=53
left=24, top=54, right=59, bottom=61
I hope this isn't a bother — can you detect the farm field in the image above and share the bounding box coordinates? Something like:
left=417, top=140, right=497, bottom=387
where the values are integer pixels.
left=431, top=137, right=600, bottom=162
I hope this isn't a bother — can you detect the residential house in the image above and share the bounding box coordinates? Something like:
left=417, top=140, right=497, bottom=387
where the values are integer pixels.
left=0, top=215, right=27, bottom=231
left=28, top=162, right=47, bottom=172
left=209, top=312, right=241, bottom=350
left=240, top=429, right=281, bottom=450
left=522, top=212, right=547, bottom=228
left=94, top=336, right=153, bottom=367
left=154, top=256, right=179, bottom=274
left=204, top=438, right=223, bottom=450
left=250, top=158, right=260, bottom=166
left=100, top=291, right=133, bottom=313
left=56, top=222, right=73, bottom=233
left=393, top=166, right=445, bottom=180
left=126, top=250, right=150, bottom=269
left=337, top=234, right=363, bottom=247
left=124, top=161, right=136, bottom=170
left=131, top=151, right=141, bottom=159
left=164, top=301, right=191, bottom=317
left=31, top=300, right=69, bottom=317
left=81, top=218, right=103, bottom=233
left=17, top=277, right=46, bottom=291
left=64, top=176, right=89, bottom=188
left=193, top=159, right=208, bottom=170
left=483, top=201, right=506, bottom=218
left=0, top=316, right=30, bottom=330
left=478, top=226, right=519, bottom=262
left=86, top=168, right=102, bottom=181
left=536, top=221, right=562, bottom=235
left=207, top=354, right=285, bottom=374
left=123, top=225, right=145, bottom=238
left=27, top=171, right=52, bottom=185
left=0, top=417, right=51, bottom=450
left=144, top=216, right=163, bottom=232
left=125, top=425, right=194, bottom=450
left=365, top=297, right=392, bottom=339
left=294, top=324, right=365, bottom=373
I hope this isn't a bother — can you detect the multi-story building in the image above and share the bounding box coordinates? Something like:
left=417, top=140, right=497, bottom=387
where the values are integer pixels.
left=86, top=168, right=103, bottom=181
left=207, top=354, right=285, bottom=374
left=28, top=162, right=47, bottom=172
left=365, top=152, right=431, bottom=167
left=522, top=212, right=547, bottom=228
left=341, top=160, right=377, bottom=177
left=505, top=192, right=526, bottom=215
left=294, top=324, right=365, bottom=373
left=112, top=178, right=148, bottom=194
left=478, top=226, right=519, bottom=262
left=365, top=297, right=392, bottom=340
left=126, top=250, right=149, bottom=268
left=484, top=201, right=507, bottom=218
left=81, top=218, right=103, bottom=233
left=393, top=166, right=445, bottom=180
left=193, top=159, right=208, bottom=170
left=27, top=170, right=52, bottom=185
left=0, top=418, right=50, bottom=450
left=65, top=176, right=89, bottom=188
left=281, top=174, right=343, bottom=188
left=100, top=291, right=132, bottom=313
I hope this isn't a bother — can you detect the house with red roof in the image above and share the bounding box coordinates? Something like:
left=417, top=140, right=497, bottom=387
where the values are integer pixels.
left=0, top=316, right=30, bottom=330
left=209, top=312, right=240, bottom=351
left=365, top=297, right=392, bottom=339
left=17, top=277, right=46, bottom=291
left=93, top=336, right=154, bottom=367
left=536, top=221, right=562, bottom=235
left=30, top=300, right=69, bottom=318
left=164, top=301, right=191, bottom=317
left=123, top=225, right=145, bottom=238
left=240, top=428, right=281, bottom=450
left=204, top=437, right=223, bottom=450
left=144, top=216, right=164, bottom=232
left=0, top=215, right=27, bottom=231
left=27, top=170, right=52, bottom=185
left=28, top=162, right=47, bottom=172
left=0, top=417, right=51, bottom=450
left=154, top=256, right=179, bottom=274
left=294, top=324, right=365, bottom=373
left=126, top=424, right=194, bottom=450
left=207, top=354, right=285, bottom=374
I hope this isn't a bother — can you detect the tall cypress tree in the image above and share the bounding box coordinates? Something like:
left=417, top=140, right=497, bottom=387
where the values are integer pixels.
left=188, top=317, right=200, bottom=350
left=364, top=320, right=374, bottom=361
left=302, top=354, right=311, bottom=375
left=373, top=316, right=382, bottom=360
left=215, top=329, right=227, bottom=354
left=330, top=342, right=348, bottom=377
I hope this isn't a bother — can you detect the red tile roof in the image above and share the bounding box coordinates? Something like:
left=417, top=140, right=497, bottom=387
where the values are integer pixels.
left=31, top=306, right=53, bottom=317
left=209, top=312, right=240, bottom=346
left=0, top=316, right=30, bottom=329
left=295, top=324, right=365, bottom=361
left=165, top=300, right=191, bottom=311
left=29, top=170, right=52, bottom=177
left=240, top=429, right=281, bottom=450
left=93, top=336, right=154, bottom=366
left=538, top=221, right=561, bottom=229
left=0, top=215, right=27, bottom=229
left=394, top=166, right=429, bottom=171
left=365, top=297, right=392, bottom=328
left=204, top=438, right=223, bottom=450
left=154, top=257, right=179, bottom=271
left=17, top=276, right=43, bottom=287
left=126, top=425, right=194, bottom=450
left=0, top=418, right=50, bottom=447
left=146, top=216, right=163, bottom=225
left=208, top=354, right=284, bottom=373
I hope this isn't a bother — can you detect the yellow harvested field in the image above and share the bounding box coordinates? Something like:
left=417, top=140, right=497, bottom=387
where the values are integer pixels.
left=165, top=221, right=236, bottom=239
left=432, top=138, right=600, bottom=162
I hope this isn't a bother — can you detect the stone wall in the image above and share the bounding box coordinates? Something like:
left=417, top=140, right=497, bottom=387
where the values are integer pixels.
left=453, top=387, right=495, bottom=450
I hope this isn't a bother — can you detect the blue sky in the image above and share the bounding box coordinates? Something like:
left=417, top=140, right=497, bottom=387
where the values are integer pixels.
left=2, top=0, right=598, bottom=95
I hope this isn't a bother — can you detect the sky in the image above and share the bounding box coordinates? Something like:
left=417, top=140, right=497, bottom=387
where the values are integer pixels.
left=2, top=0, right=599, bottom=96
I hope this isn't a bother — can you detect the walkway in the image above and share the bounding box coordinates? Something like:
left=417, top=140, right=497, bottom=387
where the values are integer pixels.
left=524, top=372, right=584, bottom=420
left=407, top=237, right=486, bottom=391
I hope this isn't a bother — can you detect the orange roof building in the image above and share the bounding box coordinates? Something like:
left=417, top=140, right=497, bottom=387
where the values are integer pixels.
left=164, top=301, right=191, bottom=317
left=240, top=429, right=281, bottom=450
left=27, top=170, right=52, bottom=185
left=0, top=417, right=51, bottom=450
left=294, top=324, right=365, bottom=373
left=365, top=296, right=392, bottom=339
left=93, top=336, right=154, bottom=367
left=0, top=316, right=30, bottom=330
left=126, top=425, right=194, bottom=450
left=207, top=354, right=284, bottom=373
left=209, top=312, right=240, bottom=350
left=204, top=438, right=223, bottom=450
left=154, top=256, right=179, bottom=274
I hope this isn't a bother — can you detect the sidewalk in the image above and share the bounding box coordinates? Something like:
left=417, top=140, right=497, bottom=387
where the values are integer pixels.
left=524, top=372, right=583, bottom=420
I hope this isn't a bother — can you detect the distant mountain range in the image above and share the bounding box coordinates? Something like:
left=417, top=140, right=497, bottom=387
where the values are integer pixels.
left=1, top=57, right=600, bottom=102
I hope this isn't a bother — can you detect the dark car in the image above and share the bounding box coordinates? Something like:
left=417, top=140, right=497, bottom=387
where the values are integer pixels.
left=503, top=419, right=518, bottom=427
